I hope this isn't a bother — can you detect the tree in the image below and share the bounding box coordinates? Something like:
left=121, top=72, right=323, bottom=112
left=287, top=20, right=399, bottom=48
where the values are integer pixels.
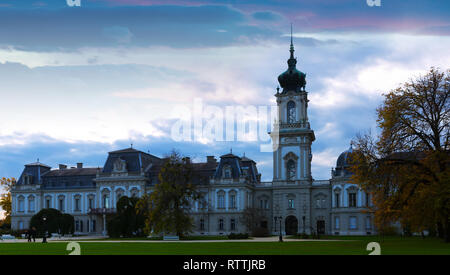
left=240, top=207, right=268, bottom=236
left=29, top=208, right=74, bottom=236
left=350, top=68, right=450, bottom=241
left=0, top=177, right=15, bottom=225
left=147, top=150, right=200, bottom=237
left=107, top=196, right=146, bottom=238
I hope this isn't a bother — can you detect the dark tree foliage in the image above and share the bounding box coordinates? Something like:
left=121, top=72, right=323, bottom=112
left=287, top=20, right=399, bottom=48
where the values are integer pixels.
left=147, top=150, right=200, bottom=237
left=107, top=196, right=146, bottom=238
left=240, top=207, right=268, bottom=236
left=350, top=68, right=450, bottom=242
left=30, top=208, right=74, bottom=236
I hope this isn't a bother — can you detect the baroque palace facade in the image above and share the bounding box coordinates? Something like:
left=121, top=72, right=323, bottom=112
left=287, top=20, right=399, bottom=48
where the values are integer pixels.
left=10, top=38, right=375, bottom=236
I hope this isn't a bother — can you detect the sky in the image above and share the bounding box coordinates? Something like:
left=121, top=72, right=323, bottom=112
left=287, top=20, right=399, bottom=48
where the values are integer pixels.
left=1, top=0, right=450, bottom=216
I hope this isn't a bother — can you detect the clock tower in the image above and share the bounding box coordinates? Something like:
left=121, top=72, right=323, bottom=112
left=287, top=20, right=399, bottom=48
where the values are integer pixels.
left=271, top=30, right=315, bottom=184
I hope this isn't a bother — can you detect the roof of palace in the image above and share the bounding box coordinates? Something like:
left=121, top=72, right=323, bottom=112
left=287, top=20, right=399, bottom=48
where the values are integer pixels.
left=213, top=153, right=260, bottom=183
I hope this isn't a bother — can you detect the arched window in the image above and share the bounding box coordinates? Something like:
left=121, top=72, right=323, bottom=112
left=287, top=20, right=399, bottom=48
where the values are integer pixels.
left=58, top=195, right=65, bottom=212
left=74, top=195, right=81, bottom=212
left=18, top=196, right=25, bottom=212
left=228, top=190, right=237, bottom=209
left=28, top=195, right=35, bottom=212
left=287, top=159, right=296, bottom=180
left=45, top=196, right=52, bottom=209
left=287, top=101, right=296, bottom=123
left=217, top=190, right=225, bottom=209
left=130, top=188, right=139, bottom=198
left=102, top=194, right=110, bottom=208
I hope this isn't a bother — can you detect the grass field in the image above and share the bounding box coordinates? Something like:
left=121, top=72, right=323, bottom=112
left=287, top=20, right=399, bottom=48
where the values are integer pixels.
left=0, top=236, right=449, bottom=255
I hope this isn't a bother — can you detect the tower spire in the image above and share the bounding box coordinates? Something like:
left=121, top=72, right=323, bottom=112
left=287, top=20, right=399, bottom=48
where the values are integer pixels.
left=290, top=23, right=294, bottom=59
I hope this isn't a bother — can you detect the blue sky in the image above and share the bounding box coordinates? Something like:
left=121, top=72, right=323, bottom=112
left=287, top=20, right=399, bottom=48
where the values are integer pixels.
left=1, top=1, right=450, bottom=215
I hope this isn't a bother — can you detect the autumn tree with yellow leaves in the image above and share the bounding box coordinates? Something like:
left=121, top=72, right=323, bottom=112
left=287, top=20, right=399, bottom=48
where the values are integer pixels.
left=0, top=177, right=15, bottom=226
left=350, top=68, right=450, bottom=241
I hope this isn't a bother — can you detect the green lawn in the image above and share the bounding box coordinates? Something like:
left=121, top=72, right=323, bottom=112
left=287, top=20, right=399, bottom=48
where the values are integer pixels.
left=0, top=236, right=449, bottom=255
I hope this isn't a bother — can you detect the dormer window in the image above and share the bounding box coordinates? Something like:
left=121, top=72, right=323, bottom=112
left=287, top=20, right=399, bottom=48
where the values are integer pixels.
left=23, top=175, right=32, bottom=185
left=287, top=101, right=296, bottom=123
left=223, top=165, right=232, bottom=179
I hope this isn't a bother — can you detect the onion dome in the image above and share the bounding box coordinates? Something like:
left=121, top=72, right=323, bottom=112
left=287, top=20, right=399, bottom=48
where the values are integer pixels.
left=278, top=26, right=306, bottom=92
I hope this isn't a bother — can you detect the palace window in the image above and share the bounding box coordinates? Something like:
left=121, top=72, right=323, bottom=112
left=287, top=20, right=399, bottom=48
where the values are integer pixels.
left=348, top=193, right=357, bottom=208
left=219, top=219, right=224, bottom=231
left=217, top=191, right=225, bottom=209
left=200, top=219, right=205, bottom=231
left=260, top=199, right=269, bottom=209
left=335, top=193, right=340, bottom=208
left=103, top=194, right=110, bottom=208
left=365, top=193, right=370, bottom=207
left=288, top=199, right=295, bottom=209
left=58, top=197, right=65, bottom=212
left=88, top=197, right=94, bottom=210
left=229, top=193, right=236, bottom=209
left=230, top=219, right=236, bottom=231
left=75, top=198, right=80, bottom=211
left=287, top=101, right=296, bottom=123
left=46, top=198, right=51, bottom=209
left=18, top=196, right=25, bottom=212
left=349, top=217, right=357, bottom=230
left=28, top=196, right=35, bottom=212
left=335, top=216, right=340, bottom=230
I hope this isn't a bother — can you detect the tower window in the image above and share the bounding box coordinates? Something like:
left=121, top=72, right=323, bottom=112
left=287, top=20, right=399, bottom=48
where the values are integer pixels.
left=287, top=160, right=296, bottom=180
left=287, top=101, right=296, bottom=123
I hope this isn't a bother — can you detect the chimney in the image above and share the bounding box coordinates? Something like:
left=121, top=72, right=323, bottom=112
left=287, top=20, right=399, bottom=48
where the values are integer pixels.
left=77, top=163, right=83, bottom=169
left=207, top=156, right=216, bottom=163
left=59, top=164, right=67, bottom=170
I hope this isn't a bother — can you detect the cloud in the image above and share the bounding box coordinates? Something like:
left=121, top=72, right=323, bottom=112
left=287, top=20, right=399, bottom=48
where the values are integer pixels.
left=251, top=11, right=282, bottom=21
left=0, top=5, right=281, bottom=51
left=103, top=26, right=134, bottom=44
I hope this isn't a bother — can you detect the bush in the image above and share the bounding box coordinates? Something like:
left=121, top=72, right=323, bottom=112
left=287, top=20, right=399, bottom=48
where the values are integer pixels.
left=379, top=226, right=400, bottom=236
left=251, top=227, right=269, bottom=237
left=228, top=233, right=249, bottom=239
left=297, top=233, right=309, bottom=239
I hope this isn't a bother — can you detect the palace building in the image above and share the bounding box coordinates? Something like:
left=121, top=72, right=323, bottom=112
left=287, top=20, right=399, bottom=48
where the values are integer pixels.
left=10, top=37, right=375, bottom=236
